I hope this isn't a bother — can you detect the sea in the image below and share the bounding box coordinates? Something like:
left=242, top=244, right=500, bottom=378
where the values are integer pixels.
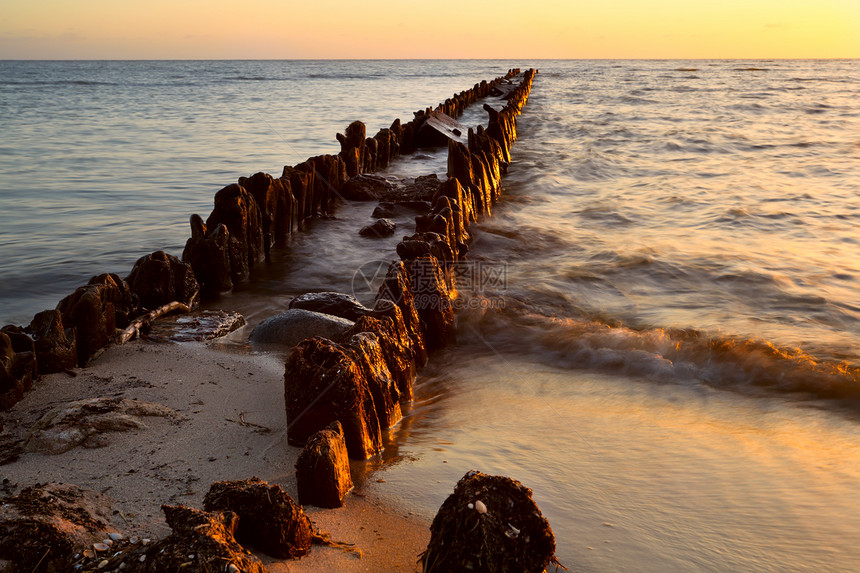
left=1, top=60, right=859, bottom=572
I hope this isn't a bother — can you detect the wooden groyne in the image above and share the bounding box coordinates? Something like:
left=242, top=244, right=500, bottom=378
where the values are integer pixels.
left=0, top=68, right=554, bottom=573
left=182, top=69, right=525, bottom=294
left=284, top=69, right=537, bottom=460
left=0, top=69, right=532, bottom=414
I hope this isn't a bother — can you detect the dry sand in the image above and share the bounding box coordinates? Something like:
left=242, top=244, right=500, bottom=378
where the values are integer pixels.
left=0, top=338, right=430, bottom=572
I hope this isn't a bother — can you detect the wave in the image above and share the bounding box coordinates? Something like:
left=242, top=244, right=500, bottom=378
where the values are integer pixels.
left=457, top=297, right=860, bottom=404
left=226, top=75, right=277, bottom=81
left=577, top=204, right=634, bottom=226
left=306, top=73, right=384, bottom=80
left=0, top=80, right=118, bottom=86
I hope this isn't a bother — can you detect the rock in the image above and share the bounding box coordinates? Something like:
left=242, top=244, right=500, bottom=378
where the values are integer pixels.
left=447, top=140, right=478, bottom=210
left=126, top=250, right=199, bottom=311
left=364, top=137, right=378, bottom=172
left=345, top=332, right=402, bottom=428
left=389, top=174, right=443, bottom=202
left=57, top=281, right=119, bottom=366
left=469, top=149, right=495, bottom=218
left=182, top=215, right=234, bottom=294
left=144, top=310, right=246, bottom=343
left=24, top=397, right=174, bottom=454
left=26, top=310, right=77, bottom=375
left=469, top=126, right=504, bottom=196
left=295, top=421, right=353, bottom=508
left=375, top=262, right=428, bottom=368
left=405, top=255, right=456, bottom=351
left=0, top=325, right=35, bottom=356
left=342, top=174, right=441, bottom=203
left=0, top=483, right=117, bottom=573
left=397, top=237, right=432, bottom=261
left=414, top=213, right=450, bottom=244
left=293, top=160, right=320, bottom=219
left=371, top=200, right=433, bottom=219
left=280, top=176, right=300, bottom=236
left=282, top=165, right=314, bottom=229
left=339, top=146, right=361, bottom=179
left=205, top=183, right=265, bottom=284
left=124, top=505, right=267, bottom=573
left=484, top=103, right=512, bottom=163
left=203, top=477, right=313, bottom=559
left=336, top=121, right=366, bottom=177
left=0, top=330, right=36, bottom=412
left=341, top=174, right=395, bottom=201
left=239, top=171, right=294, bottom=251
left=364, top=299, right=418, bottom=401
left=249, top=309, right=354, bottom=347
left=396, top=199, right=434, bottom=213
left=372, top=202, right=396, bottom=219
left=284, top=337, right=383, bottom=459
left=360, top=218, right=396, bottom=238
left=374, top=128, right=392, bottom=169
left=420, top=471, right=557, bottom=573
left=433, top=177, right=475, bottom=234
left=389, top=118, right=403, bottom=157
left=288, top=292, right=372, bottom=322
left=397, top=232, right=455, bottom=266
left=310, top=154, right=344, bottom=216
left=342, top=313, right=415, bottom=402
left=400, top=121, right=416, bottom=155
left=413, top=194, right=470, bottom=260
left=420, top=197, right=467, bottom=257
left=88, top=273, right=138, bottom=328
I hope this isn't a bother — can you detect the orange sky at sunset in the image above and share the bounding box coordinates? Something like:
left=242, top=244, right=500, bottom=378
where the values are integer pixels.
left=1, top=0, right=858, bottom=59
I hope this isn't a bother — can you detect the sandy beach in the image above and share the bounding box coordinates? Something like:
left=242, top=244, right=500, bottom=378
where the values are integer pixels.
left=0, top=338, right=430, bottom=572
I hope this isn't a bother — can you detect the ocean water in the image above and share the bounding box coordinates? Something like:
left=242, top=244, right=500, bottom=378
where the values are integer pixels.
left=2, top=60, right=860, bottom=571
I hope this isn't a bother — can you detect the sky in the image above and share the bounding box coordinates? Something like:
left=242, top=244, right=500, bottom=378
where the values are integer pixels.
left=1, top=0, right=858, bottom=59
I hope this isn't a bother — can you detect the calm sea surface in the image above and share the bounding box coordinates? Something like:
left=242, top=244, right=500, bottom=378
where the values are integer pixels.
left=2, top=60, right=860, bottom=571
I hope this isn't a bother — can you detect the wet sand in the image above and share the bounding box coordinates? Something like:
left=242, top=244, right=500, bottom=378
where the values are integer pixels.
left=0, top=339, right=429, bottom=572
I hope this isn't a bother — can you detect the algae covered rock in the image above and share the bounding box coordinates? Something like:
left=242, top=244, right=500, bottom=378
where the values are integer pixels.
left=296, top=421, right=353, bottom=508
left=26, top=309, right=77, bottom=374
left=284, top=336, right=383, bottom=459
left=125, top=504, right=268, bottom=573
left=360, top=218, right=397, bottom=238
left=0, top=483, right=117, bottom=573
left=203, top=477, right=313, bottom=559
left=421, top=471, right=557, bottom=573
left=126, top=250, right=198, bottom=310
left=288, top=292, right=372, bottom=322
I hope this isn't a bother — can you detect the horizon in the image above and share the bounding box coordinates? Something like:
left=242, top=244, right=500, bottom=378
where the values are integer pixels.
left=3, top=57, right=860, bottom=62
left=2, top=0, right=858, bottom=60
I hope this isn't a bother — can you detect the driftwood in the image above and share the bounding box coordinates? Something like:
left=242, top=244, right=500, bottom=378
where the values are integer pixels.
left=117, top=301, right=191, bottom=344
